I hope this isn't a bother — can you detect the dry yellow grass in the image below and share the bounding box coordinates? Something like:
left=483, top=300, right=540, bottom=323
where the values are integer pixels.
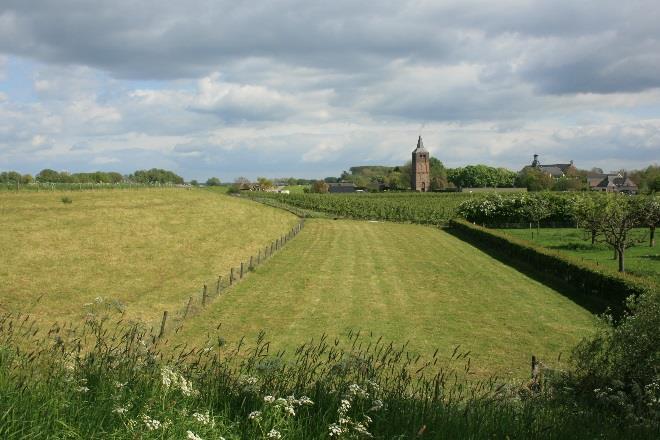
left=0, top=188, right=297, bottom=326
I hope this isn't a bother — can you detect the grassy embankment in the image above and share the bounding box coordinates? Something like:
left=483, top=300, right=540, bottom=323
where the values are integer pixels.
left=499, top=227, right=659, bottom=284
left=0, top=188, right=297, bottom=326
left=177, top=219, right=596, bottom=379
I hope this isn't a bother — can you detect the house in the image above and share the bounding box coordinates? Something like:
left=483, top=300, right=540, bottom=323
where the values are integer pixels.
left=588, top=173, right=638, bottom=194
left=328, top=182, right=356, bottom=193
left=530, top=154, right=576, bottom=178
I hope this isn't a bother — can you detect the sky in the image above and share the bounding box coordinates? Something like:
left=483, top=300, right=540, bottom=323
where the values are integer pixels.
left=0, top=0, right=659, bottom=181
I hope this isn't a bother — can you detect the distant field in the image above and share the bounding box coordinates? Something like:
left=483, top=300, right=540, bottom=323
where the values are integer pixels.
left=499, top=228, right=659, bottom=284
left=245, top=192, right=480, bottom=224
left=0, top=188, right=297, bottom=325
left=178, top=219, right=596, bottom=378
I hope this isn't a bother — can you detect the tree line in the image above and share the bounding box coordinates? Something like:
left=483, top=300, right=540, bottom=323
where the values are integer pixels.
left=1, top=168, right=185, bottom=185
left=458, top=192, right=660, bottom=272
left=325, top=160, right=660, bottom=193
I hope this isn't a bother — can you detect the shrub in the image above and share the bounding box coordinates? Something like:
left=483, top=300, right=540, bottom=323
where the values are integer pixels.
left=61, top=196, right=73, bottom=204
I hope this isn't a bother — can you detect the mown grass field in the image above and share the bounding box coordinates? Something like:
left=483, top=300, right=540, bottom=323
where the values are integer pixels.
left=500, top=227, right=659, bottom=284
left=0, top=188, right=297, bottom=325
left=178, top=219, right=596, bottom=378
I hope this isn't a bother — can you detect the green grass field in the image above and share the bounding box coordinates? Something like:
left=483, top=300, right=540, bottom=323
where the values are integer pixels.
left=0, top=188, right=297, bottom=325
left=177, top=219, right=596, bottom=378
left=499, top=228, right=659, bottom=284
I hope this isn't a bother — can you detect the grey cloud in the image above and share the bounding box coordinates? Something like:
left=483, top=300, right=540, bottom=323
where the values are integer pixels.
left=2, top=0, right=659, bottom=96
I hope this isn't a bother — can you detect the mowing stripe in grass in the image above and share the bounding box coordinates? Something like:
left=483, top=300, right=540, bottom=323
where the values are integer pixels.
left=177, top=219, right=596, bottom=378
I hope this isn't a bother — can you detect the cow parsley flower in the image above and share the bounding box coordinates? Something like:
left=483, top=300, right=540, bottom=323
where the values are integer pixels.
left=187, top=431, right=203, bottom=440
left=299, top=396, right=314, bottom=406
left=192, top=411, right=213, bottom=426
left=248, top=411, right=262, bottom=421
left=264, top=395, right=276, bottom=403
left=141, top=414, right=161, bottom=431
left=266, top=429, right=282, bottom=439
left=338, top=399, right=351, bottom=416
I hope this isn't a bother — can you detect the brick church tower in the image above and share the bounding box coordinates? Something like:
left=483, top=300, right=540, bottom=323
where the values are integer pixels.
left=411, top=136, right=430, bottom=192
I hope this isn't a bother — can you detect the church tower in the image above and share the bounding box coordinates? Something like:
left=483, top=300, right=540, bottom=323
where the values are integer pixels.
left=411, top=136, right=430, bottom=192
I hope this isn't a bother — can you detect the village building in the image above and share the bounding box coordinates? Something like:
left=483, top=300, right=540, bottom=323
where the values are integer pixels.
left=530, top=154, right=577, bottom=178
left=328, top=182, right=356, bottom=193
left=587, top=173, right=638, bottom=193
left=411, top=136, right=430, bottom=192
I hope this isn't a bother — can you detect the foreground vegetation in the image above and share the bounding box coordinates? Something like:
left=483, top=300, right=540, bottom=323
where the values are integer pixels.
left=0, top=189, right=297, bottom=325
left=500, top=228, right=659, bottom=283
left=0, top=311, right=656, bottom=439
left=176, top=219, right=596, bottom=378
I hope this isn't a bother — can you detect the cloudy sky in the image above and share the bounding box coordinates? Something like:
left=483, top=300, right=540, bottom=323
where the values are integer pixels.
left=1, top=0, right=659, bottom=180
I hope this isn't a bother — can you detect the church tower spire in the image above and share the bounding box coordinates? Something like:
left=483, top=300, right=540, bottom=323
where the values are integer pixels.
left=411, top=136, right=430, bottom=192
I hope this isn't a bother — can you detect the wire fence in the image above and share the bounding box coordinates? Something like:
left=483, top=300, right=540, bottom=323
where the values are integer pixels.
left=158, top=217, right=306, bottom=338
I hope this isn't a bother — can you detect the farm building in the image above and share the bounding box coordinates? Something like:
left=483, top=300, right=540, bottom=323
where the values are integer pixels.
left=529, top=154, right=577, bottom=178
left=328, top=182, right=356, bottom=193
left=587, top=173, right=638, bottom=193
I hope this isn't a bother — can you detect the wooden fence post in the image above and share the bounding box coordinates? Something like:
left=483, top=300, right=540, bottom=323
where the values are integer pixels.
left=240, top=262, right=244, bottom=279
left=249, top=256, right=253, bottom=269
left=183, top=296, right=192, bottom=319
left=159, top=311, right=168, bottom=338
left=258, top=250, right=261, bottom=265
left=202, top=284, right=208, bottom=307
left=230, top=268, right=234, bottom=285
left=216, top=275, right=222, bottom=294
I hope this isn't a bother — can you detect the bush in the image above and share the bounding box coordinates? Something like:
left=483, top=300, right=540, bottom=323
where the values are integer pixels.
left=61, top=196, right=73, bottom=204
left=563, top=289, right=660, bottom=427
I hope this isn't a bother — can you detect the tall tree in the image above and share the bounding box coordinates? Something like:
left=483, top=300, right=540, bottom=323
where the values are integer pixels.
left=639, top=196, right=660, bottom=247
left=599, top=195, right=645, bottom=272
left=572, top=194, right=608, bottom=245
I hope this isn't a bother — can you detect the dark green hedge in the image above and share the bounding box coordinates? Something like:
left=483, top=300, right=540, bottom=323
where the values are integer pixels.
left=449, top=219, right=656, bottom=308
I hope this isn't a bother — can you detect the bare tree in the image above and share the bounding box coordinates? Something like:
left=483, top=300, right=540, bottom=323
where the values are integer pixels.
left=233, top=176, right=251, bottom=190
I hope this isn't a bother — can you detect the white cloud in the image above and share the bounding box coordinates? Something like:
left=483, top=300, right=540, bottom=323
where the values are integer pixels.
left=0, top=1, right=659, bottom=178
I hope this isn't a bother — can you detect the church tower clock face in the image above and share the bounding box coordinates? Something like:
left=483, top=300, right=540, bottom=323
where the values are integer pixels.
left=411, top=136, right=430, bottom=192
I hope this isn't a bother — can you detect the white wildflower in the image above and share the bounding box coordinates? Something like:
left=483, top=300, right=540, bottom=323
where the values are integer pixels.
left=285, top=405, right=296, bottom=416
left=266, top=428, right=282, bottom=439
left=354, top=422, right=371, bottom=436
left=299, top=396, right=314, bottom=406
left=113, top=406, right=129, bottom=415
left=239, top=376, right=258, bottom=386
left=76, top=386, right=90, bottom=393
left=328, top=423, right=345, bottom=437
left=187, top=430, right=203, bottom=440
left=338, top=399, right=351, bottom=416
left=192, top=411, right=213, bottom=426
left=275, top=397, right=288, bottom=406
left=114, top=381, right=127, bottom=389
left=141, top=414, right=161, bottom=431
left=348, top=384, right=367, bottom=398
left=264, top=395, right=276, bottom=404
left=248, top=410, right=262, bottom=421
